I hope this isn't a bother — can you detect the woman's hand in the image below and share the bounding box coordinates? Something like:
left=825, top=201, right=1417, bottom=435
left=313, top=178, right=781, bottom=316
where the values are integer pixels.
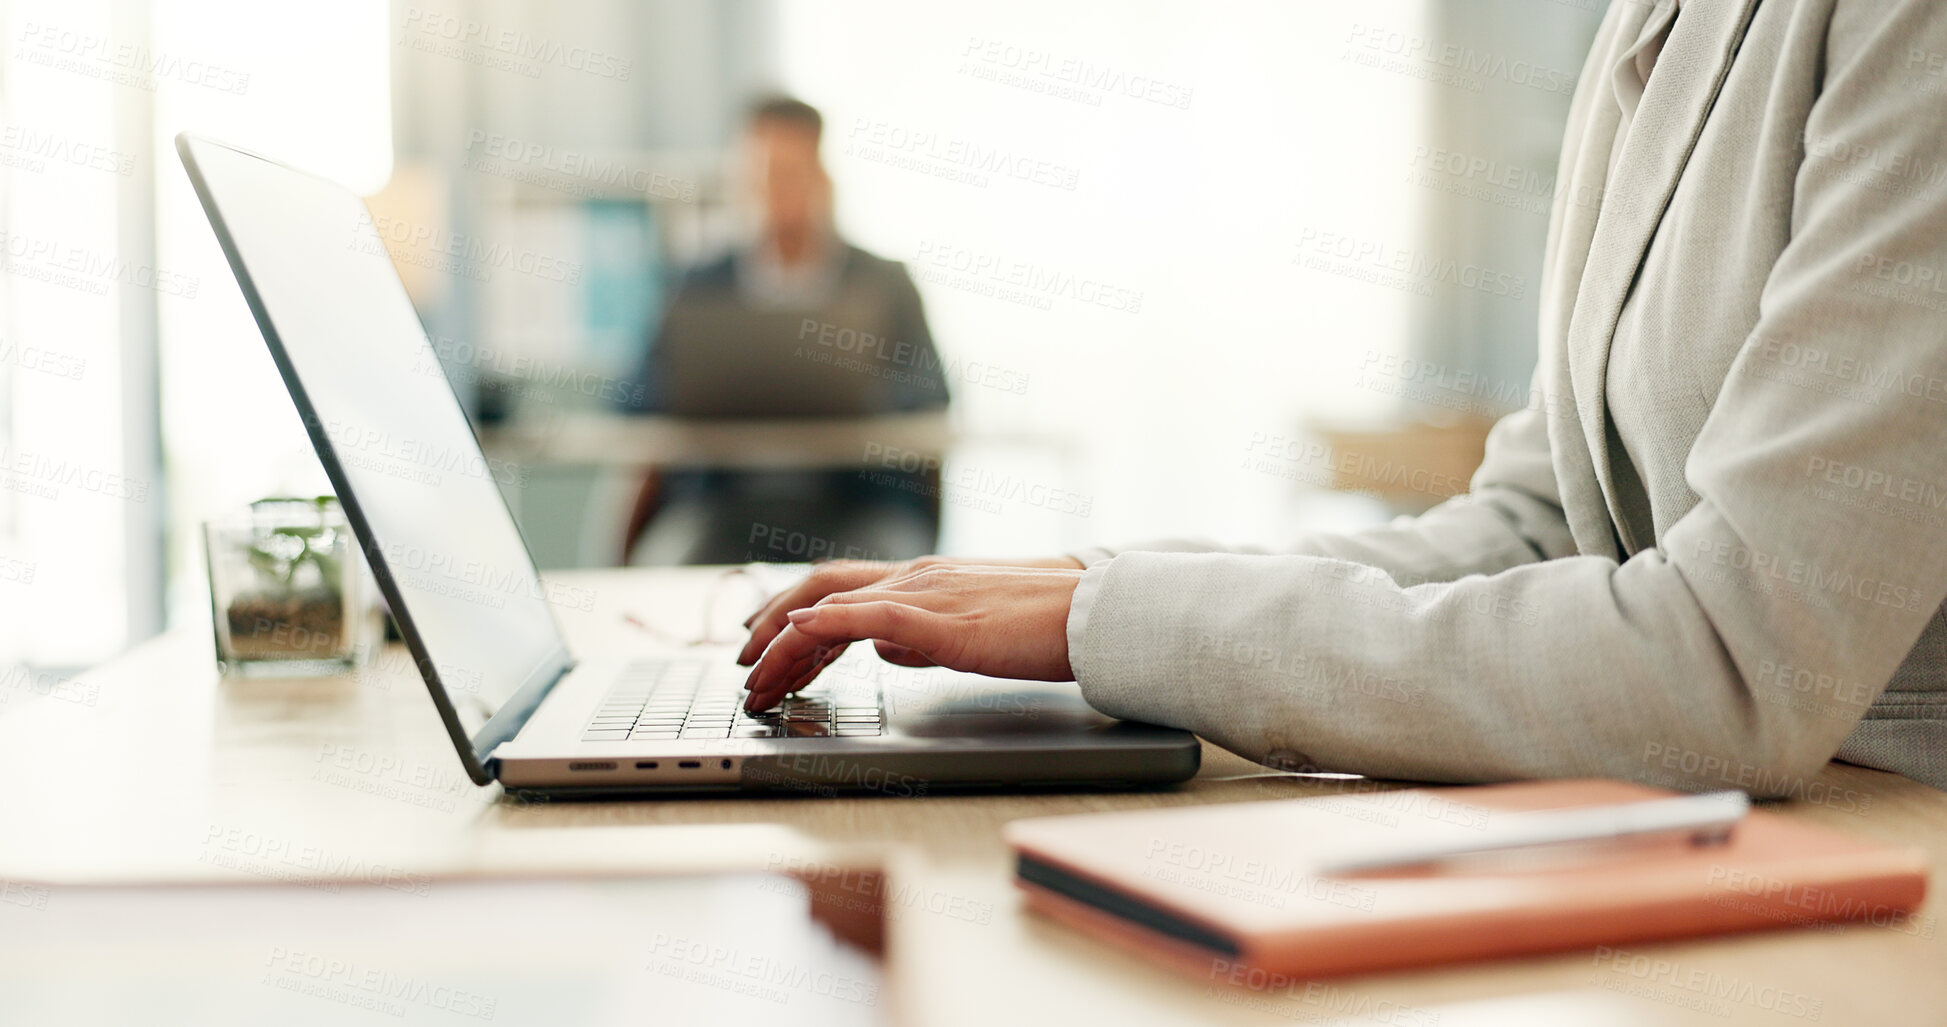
left=738, top=559, right=1086, bottom=712
left=736, top=555, right=1081, bottom=666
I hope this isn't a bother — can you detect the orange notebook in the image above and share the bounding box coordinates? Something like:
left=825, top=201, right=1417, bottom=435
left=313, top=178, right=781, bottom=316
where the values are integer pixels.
left=1004, top=779, right=1929, bottom=979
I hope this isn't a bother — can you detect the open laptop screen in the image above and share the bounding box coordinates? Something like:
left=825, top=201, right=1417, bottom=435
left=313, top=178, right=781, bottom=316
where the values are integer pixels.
left=180, top=135, right=571, bottom=781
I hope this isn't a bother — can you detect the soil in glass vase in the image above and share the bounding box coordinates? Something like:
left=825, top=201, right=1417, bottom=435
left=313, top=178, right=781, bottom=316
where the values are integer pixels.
left=206, top=496, right=365, bottom=674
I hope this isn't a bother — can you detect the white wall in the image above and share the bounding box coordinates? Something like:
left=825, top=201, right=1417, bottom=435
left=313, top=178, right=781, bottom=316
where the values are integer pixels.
left=778, top=0, right=1432, bottom=552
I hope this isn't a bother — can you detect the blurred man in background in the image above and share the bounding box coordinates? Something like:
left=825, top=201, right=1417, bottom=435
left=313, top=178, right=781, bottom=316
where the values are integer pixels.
left=623, top=97, right=949, bottom=565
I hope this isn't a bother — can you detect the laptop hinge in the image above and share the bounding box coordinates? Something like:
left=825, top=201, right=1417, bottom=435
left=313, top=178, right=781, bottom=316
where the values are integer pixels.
left=472, top=648, right=577, bottom=777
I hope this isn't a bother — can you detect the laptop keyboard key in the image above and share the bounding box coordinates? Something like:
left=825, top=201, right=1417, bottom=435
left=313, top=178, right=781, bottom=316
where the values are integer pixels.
left=585, top=658, right=883, bottom=744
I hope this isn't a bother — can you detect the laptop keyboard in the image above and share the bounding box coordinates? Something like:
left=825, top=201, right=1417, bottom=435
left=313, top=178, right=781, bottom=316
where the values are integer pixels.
left=580, top=659, right=884, bottom=742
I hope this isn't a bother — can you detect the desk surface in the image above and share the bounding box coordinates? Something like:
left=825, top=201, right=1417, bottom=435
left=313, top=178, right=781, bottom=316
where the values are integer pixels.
left=479, top=411, right=954, bottom=469
left=4, top=567, right=1941, bottom=1025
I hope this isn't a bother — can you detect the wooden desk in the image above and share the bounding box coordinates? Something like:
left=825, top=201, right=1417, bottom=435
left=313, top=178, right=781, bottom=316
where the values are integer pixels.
left=3, top=568, right=1941, bottom=1025
left=478, top=411, right=954, bottom=470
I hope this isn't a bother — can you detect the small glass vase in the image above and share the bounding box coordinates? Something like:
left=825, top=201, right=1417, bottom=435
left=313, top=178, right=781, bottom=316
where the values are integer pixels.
left=203, top=497, right=380, bottom=677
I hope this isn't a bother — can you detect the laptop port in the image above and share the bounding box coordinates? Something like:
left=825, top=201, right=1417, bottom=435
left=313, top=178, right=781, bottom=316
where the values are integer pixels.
left=678, top=760, right=701, bottom=769
left=568, top=761, right=617, bottom=772
left=635, top=761, right=659, bottom=770
left=720, top=759, right=733, bottom=769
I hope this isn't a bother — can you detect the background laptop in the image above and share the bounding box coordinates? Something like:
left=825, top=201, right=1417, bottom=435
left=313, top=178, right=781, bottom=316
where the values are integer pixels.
left=656, top=291, right=901, bottom=418
left=176, top=133, right=1200, bottom=796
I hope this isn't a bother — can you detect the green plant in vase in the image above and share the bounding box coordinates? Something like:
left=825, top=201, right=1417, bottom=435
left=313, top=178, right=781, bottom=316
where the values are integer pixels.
left=223, top=496, right=349, bottom=660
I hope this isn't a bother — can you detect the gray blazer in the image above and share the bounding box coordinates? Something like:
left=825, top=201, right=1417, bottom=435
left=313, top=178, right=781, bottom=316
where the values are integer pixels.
left=1067, top=0, right=1947, bottom=795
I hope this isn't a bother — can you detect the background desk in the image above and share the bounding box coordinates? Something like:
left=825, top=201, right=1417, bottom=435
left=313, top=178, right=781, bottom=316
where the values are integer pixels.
left=3, top=568, right=1942, bottom=1025
left=472, top=412, right=1094, bottom=568
left=479, top=410, right=959, bottom=565
left=478, top=411, right=956, bottom=471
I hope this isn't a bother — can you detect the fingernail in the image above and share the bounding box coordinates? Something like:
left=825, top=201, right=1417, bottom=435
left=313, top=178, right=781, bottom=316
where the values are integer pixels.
left=787, top=608, right=819, bottom=625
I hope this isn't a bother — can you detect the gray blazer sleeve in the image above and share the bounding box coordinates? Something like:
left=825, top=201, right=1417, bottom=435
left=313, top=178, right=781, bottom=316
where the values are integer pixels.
left=1066, top=1, right=1947, bottom=796
left=1072, top=395, right=1578, bottom=587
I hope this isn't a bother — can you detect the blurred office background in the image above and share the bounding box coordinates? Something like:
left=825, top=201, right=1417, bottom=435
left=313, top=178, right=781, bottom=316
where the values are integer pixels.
left=0, top=0, right=1604, bottom=672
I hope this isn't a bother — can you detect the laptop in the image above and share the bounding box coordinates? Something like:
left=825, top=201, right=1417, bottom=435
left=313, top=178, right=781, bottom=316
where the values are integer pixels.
left=655, top=285, right=918, bottom=418
left=177, top=133, right=1200, bottom=796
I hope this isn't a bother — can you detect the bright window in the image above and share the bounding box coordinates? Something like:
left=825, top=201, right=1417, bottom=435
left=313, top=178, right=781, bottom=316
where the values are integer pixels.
left=0, top=0, right=138, bottom=666
left=0, top=0, right=391, bottom=670
left=150, top=0, right=392, bottom=632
